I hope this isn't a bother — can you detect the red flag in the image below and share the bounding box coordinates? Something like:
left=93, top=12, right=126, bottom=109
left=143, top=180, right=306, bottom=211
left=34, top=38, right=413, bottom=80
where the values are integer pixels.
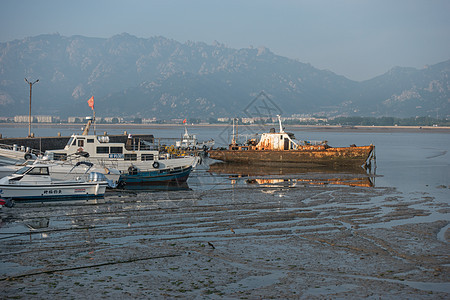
left=87, top=96, right=94, bottom=110
left=183, top=118, right=186, bottom=124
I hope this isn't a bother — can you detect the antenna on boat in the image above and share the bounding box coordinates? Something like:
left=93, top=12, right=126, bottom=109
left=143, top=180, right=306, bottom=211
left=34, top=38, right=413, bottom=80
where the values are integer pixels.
left=231, top=118, right=238, bottom=145
left=277, top=115, right=284, bottom=133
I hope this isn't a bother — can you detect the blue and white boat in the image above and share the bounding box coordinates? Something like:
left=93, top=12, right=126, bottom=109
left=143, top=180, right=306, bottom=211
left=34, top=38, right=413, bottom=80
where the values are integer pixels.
left=120, top=165, right=193, bottom=186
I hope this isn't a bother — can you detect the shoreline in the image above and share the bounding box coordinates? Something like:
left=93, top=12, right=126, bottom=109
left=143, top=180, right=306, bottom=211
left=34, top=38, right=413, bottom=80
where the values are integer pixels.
left=1, top=122, right=450, bottom=133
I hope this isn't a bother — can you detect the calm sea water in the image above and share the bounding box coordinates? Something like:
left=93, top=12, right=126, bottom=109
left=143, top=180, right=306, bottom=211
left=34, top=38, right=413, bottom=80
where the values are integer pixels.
left=1, top=124, right=449, bottom=203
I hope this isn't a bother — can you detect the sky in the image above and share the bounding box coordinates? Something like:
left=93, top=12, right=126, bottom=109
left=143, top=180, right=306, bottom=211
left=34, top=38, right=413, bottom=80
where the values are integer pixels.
left=1, top=0, right=449, bottom=81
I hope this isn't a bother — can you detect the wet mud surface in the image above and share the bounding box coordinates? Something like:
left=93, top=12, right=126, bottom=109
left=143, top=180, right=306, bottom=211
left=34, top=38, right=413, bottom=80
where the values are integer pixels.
left=0, top=169, right=449, bottom=299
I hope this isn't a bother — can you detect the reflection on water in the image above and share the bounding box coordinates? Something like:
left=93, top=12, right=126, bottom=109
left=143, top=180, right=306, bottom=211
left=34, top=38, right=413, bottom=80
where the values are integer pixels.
left=119, top=181, right=190, bottom=192
left=208, top=162, right=374, bottom=188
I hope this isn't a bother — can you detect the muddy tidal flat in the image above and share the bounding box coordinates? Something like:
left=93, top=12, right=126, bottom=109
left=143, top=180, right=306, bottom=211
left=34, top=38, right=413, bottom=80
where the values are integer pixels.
left=0, top=170, right=449, bottom=299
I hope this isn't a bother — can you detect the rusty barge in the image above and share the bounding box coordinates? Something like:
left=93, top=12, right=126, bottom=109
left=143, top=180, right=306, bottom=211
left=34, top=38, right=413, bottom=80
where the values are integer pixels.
left=208, top=116, right=375, bottom=169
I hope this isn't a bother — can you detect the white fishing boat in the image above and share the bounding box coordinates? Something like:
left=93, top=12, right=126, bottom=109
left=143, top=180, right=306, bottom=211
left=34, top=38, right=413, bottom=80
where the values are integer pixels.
left=0, top=159, right=121, bottom=183
left=175, top=127, right=215, bottom=150
left=0, top=164, right=110, bottom=200
left=45, top=117, right=199, bottom=186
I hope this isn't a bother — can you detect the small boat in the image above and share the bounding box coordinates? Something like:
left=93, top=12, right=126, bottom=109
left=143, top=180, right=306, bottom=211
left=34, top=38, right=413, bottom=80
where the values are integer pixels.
left=0, top=164, right=110, bottom=200
left=208, top=115, right=375, bottom=169
left=175, top=126, right=215, bottom=150
left=120, top=165, right=193, bottom=186
left=0, top=159, right=121, bottom=184
left=44, top=117, right=199, bottom=186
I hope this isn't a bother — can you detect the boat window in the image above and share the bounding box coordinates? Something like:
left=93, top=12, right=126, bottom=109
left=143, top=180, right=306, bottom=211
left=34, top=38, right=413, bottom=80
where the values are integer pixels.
left=124, top=154, right=137, bottom=161
left=87, top=139, right=94, bottom=143
left=141, top=154, right=154, bottom=161
left=67, top=137, right=74, bottom=146
left=78, top=139, right=84, bottom=147
left=27, top=167, right=49, bottom=175
left=280, top=135, right=283, bottom=139
left=15, top=166, right=32, bottom=174
left=96, top=146, right=109, bottom=154
left=110, top=147, right=123, bottom=154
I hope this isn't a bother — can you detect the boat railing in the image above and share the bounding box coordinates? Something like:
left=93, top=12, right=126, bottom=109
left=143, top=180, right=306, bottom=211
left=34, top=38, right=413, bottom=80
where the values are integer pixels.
left=0, top=143, right=43, bottom=157
left=124, top=138, right=159, bottom=151
left=300, top=140, right=328, bottom=146
left=230, top=134, right=260, bottom=146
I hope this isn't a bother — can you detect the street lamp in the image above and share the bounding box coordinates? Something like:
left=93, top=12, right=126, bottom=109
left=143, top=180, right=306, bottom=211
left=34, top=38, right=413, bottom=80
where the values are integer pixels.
left=25, top=78, right=39, bottom=137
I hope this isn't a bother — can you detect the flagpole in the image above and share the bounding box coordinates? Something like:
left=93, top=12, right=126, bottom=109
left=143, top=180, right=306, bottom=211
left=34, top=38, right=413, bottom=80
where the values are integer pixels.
left=87, top=96, right=95, bottom=135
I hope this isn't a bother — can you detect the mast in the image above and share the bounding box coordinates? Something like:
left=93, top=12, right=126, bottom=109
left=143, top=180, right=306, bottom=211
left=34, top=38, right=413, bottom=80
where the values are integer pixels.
left=231, top=118, right=238, bottom=145
left=277, top=115, right=284, bottom=133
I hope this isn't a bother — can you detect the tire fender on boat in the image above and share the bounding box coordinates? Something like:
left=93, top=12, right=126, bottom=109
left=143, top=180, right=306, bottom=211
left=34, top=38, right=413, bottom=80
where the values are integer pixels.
left=152, top=161, right=160, bottom=169
left=24, top=153, right=32, bottom=160
left=128, top=166, right=138, bottom=175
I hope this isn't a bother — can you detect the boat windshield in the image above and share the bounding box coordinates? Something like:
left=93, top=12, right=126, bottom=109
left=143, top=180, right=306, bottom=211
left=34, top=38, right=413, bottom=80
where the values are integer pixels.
left=15, top=166, right=32, bottom=174
left=66, top=136, right=74, bottom=147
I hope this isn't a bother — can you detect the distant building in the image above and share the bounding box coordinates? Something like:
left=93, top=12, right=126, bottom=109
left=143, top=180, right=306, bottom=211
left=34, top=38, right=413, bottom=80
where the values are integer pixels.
left=142, top=118, right=157, bottom=123
left=14, top=115, right=58, bottom=123
left=241, top=117, right=271, bottom=124
left=0, top=116, right=12, bottom=122
left=68, top=117, right=86, bottom=123
left=281, top=116, right=328, bottom=123
left=14, top=115, right=31, bottom=123
left=102, top=117, right=123, bottom=123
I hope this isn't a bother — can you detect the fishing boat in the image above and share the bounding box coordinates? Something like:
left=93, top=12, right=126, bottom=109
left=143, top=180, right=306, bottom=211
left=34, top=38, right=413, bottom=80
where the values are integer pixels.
left=0, top=159, right=120, bottom=183
left=0, top=164, right=110, bottom=200
left=175, top=126, right=215, bottom=150
left=44, top=117, right=199, bottom=186
left=208, top=115, right=375, bottom=169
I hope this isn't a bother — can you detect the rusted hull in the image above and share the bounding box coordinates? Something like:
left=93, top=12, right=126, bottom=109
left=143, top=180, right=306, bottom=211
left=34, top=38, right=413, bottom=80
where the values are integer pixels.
left=208, top=145, right=374, bottom=167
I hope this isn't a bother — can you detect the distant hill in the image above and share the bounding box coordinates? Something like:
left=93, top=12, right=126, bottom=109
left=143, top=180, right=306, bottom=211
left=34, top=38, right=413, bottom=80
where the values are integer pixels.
left=0, top=33, right=448, bottom=119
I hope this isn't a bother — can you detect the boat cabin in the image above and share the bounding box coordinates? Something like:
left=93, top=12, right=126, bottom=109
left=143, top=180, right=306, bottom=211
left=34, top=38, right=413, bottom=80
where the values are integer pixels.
left=227, top=115, right=329, bottom=152
left=255, top=130, right=297, bottom=150
left=6, top=165, right=51, bottom=184
left=46, top=134, right=161, bottom=162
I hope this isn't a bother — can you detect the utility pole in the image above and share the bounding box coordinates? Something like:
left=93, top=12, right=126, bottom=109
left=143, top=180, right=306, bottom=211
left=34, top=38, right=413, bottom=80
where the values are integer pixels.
left=25, top=78, right=39, bottom=137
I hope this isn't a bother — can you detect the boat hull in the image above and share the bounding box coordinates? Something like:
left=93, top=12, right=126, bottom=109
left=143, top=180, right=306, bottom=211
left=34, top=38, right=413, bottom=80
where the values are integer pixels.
left=0, top=181, right=107, bottom=200
left=119, top=166, right=193, bottom=185
left=208, top=145, right=374, bottom=167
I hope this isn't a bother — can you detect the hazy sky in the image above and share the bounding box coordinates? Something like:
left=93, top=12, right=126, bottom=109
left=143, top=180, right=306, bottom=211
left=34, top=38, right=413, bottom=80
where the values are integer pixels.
left=1, top=0, right=449, bottom=81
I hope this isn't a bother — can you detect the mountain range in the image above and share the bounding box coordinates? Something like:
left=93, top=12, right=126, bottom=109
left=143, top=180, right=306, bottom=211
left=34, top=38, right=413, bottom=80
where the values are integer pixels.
left=0, top=33, right=448, bottom=119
